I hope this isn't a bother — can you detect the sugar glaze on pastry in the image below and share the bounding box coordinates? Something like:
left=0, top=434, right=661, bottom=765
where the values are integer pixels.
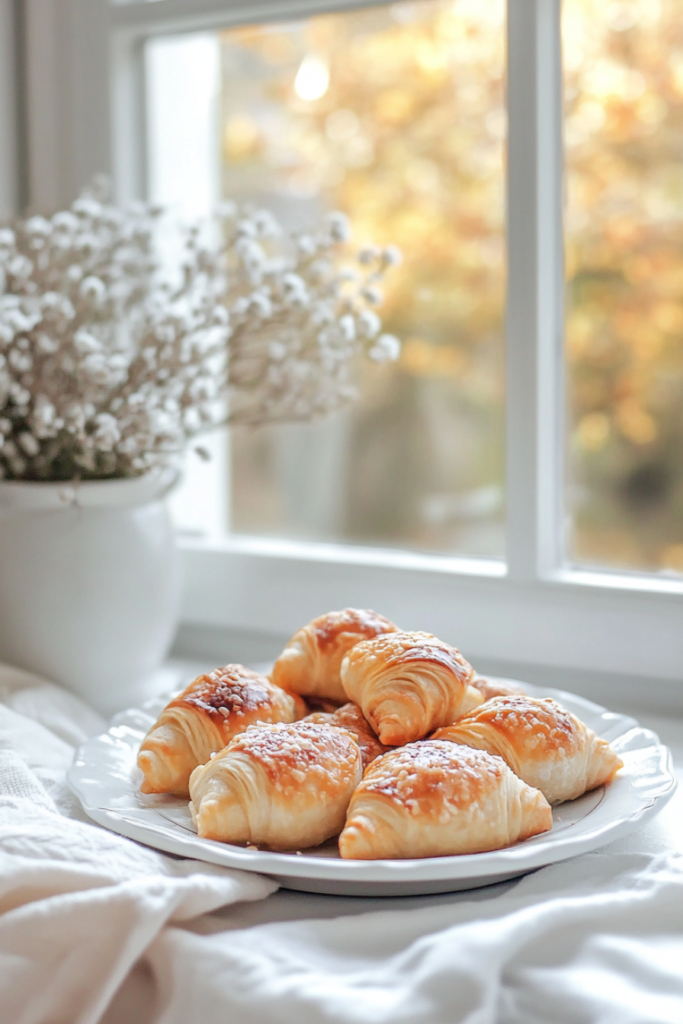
left=339, top=740, right=552, bottom=860
left=340, top=631, right=483, bottom=745
left=137, top=665, right=305, bottom=797
left=304, top=702, right=390, bottom=770
left=271, top=608, right=398, bottom=702
left=189, top=720, right=362, bottom=850
left=433, top=695, right=623, bottom=804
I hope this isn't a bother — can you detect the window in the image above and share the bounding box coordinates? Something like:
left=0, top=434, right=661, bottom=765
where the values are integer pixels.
left=17, top=0, right=683, bottom=699
left=146, top=5, right=506, bottom=558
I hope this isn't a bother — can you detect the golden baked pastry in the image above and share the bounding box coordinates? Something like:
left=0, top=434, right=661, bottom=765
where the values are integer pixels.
left=471, top=676, right=527, bottom=703
left=339, top=741, right=552, bottom=860
left=138, top=665, right=306, bottom=797
left=189, top=721, right=363, bottom=850
left=340, top=631, right=483, bottom=745
left=433, top=695, right=623, bottom=804
left=271, top=608, right=399, bottom=703
left=304, top=702, right=390, bottom=770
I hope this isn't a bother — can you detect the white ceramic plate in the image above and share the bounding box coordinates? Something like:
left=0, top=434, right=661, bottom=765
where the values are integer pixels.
left=67, top=681, right=676, bottom=897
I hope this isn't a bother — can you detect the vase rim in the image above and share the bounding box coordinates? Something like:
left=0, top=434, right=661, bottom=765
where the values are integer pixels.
left=0, top=466, right=179, bottom=510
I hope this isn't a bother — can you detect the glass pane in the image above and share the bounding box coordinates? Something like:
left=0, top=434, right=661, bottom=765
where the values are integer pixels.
left=565, top=0, right=683, bottom=575
left=146, top=0, right=506, bottom=557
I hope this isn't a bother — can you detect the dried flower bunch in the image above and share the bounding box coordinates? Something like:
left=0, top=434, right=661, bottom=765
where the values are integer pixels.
left=0, top=180, right=400, bottom=482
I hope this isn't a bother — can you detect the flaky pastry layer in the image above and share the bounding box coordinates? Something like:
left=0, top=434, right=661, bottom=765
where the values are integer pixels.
left=271, top=608, right=398, bottom=702
left=339, top=740, right=552, bottom=859
left=340, top=631, right=482, bottom=745
left=137, top=665, right=306, bottom=797
left=433, top=695, right=623, bottom=804
left=189, top=720, right=363, bottom=850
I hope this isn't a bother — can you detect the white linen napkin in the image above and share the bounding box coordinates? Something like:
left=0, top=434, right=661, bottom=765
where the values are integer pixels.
left=148, top=848, right=683, bottom=1024
left=0, top=663, right=276, bottom=1024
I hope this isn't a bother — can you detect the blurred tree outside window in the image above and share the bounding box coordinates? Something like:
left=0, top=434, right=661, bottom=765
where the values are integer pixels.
left=146, top=0, right=683, bottom=576
left=566, top=0, right=683, bottom=575
left=215, top=0, right=507, bottom=558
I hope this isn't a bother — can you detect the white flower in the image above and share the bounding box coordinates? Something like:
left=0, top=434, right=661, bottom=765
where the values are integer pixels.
left=325, top=212, right=351, bottom=243
left=74, top=328, right=101, bottom=354
left=235, top=237, right=266, bottom=275
left=357, top=309, right=381, bottom=339
left=187, top=376, right=213, bottom=403
left=281, top=273, right=308, bottom=307
left=18, top=432, right=40, bottom=457
left=5, top=308, right=40, bottom=333
left=117, top=435, right=139, bottom=456
left=252, top=209, right=279, bottom=237
left=362, top=285, right=383, bottom=306
left=82, top=352, right=111, bottom=383
left=93, top=413, right=121, bottom=451
left=2, top=440, right=17, bottom=457
left=211, top=305, right=230, bottom=327
left=24, top=217, right=51, bottom=249
left=297, top=234, right=317, bottom=256
left=52, top=211, right=79, bottom=232
left=0, top=186, right=401, bottom=478
left=235, top=218, right=257, bottom=238
left=41, top=292, right=75, bottom=320
left=32, top=395, right=57, bottom=437
left=269, top=341, right=287, bottom=361
left=310, top=301, right=334, bottom=326
left=382, top=245, right=402, bottom=267
left=338, top=314, right=356, bottom=342
left=7, top=255, right=33, bottom=279
left=308, top=258, right=332, bottom=281
left=368, top=333, right=401, bottom=363
left=35, top=333, right=59, bottom=354
left=249, top=291, right=272, bottom=318
left=79, top=275, right=107, bottom=305
left=8, top=382, right=30, bottom=406
left=357, top=246, right=380, bottom=265
left=72, top=197, right=102, bottom=219
left=75, top=233, right=101, bottom=257
left=8, top=349, right=33, bottom=373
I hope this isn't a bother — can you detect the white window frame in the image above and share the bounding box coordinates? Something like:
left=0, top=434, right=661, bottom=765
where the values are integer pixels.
left=16, top=0, right=683, bottom=699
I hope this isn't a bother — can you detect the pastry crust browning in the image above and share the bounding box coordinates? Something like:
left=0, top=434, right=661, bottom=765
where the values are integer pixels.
left=340, top=631, right=482, bottom=745
left=304, top=702, right=390, bottom=770
left=339, top=740, right=552, bottom=859
left=137, top=665, right=306, bottom=797
left=433, top=695, right=623, bottom=804
left=271, top=608, right=398, bottom=702
left=189, top=721, right=363, bottom=850
left=471, top=676, right=527, bottom=703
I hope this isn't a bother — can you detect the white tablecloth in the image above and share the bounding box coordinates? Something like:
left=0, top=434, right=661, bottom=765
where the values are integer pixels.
left=1, top=661, right=682, bottom=1024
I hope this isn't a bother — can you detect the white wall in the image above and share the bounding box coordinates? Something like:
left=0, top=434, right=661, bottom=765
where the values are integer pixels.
left=0, top=0, right=19, bottom=216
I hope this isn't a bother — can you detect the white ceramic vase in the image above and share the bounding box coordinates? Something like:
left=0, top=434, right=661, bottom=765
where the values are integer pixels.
left=0, top=469, right=181, bottom=715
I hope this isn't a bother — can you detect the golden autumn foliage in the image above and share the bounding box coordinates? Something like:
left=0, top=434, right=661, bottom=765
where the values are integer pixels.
left=221, top=0, right=683, bottom=571
left=565, top=0, right=683, bottom=571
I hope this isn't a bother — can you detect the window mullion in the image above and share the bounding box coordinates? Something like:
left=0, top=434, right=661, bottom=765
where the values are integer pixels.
left=506, top=0, right=564, bottom=582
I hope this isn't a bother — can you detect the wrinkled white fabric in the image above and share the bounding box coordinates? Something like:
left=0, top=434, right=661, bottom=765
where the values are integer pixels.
left=0, top=663, right=276, bottom=1024
left=0, top=661, right=682, bottom=1024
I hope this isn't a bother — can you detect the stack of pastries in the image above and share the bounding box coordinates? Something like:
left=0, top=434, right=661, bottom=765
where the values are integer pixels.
left=137, top=608, right=623, bottom=860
